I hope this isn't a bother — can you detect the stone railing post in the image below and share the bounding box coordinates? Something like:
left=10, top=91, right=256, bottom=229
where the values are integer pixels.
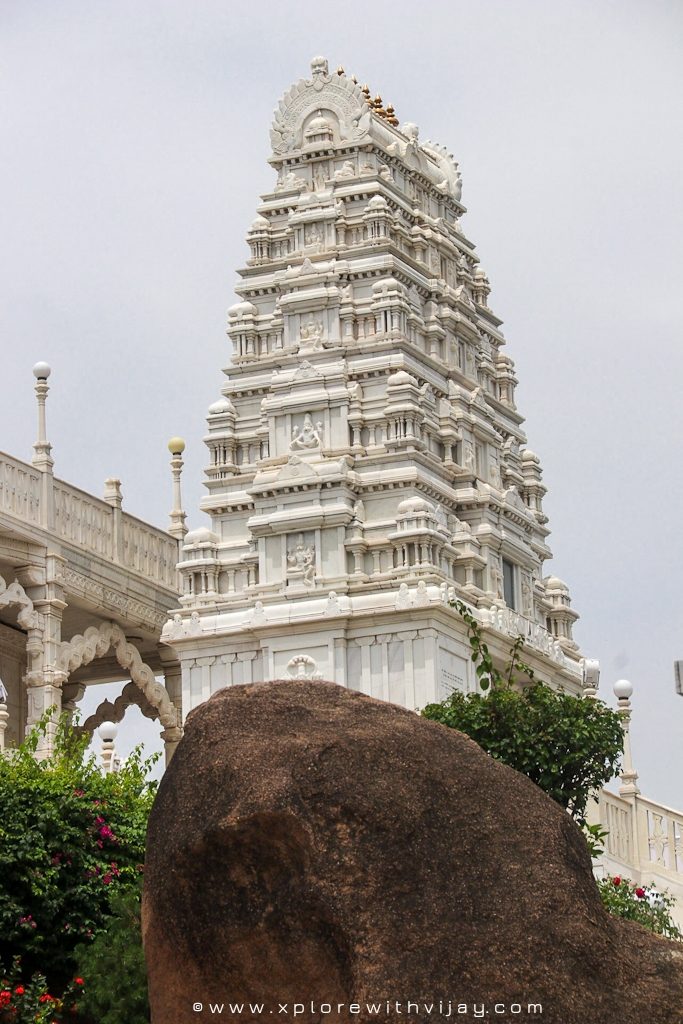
left=103, top=478, right=124, bottom=563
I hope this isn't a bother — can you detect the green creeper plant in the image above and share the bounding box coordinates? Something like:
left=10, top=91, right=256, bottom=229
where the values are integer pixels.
left=422, top=600, right=624, bottom=824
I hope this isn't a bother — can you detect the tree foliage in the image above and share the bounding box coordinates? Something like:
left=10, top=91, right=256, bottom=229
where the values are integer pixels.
left=422, top=601, right=624, bottom=823
left=0, top=713, right=157, bottom=993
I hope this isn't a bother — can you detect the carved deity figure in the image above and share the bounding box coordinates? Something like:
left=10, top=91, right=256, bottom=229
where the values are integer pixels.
left=291, top=414, right=323, bottom=451
left=334, top=160, right=356, bottom=180
left=299, top=317, right=325, bottom=350
left=287, top=542, right=316, bottom=586
left=276, top=170, right=308, bottom=192
left=304, top=224, right=323, bottom=245
left=352, top=498, right=365, bottom=521
left=490, top=560, right=504, bottom=599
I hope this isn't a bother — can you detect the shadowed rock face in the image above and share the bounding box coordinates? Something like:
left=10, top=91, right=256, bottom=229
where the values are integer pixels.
left=143, top=681, right=683, bottom=1024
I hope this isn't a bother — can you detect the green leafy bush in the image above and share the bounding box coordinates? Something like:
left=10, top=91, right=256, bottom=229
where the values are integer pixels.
left=422, top=600, right=624, bottom=823
left=597, top=875, right=682, bottom=940
left=0, top=714, right=157, bottom=994
left=74, top=885, right=149, bottom=1024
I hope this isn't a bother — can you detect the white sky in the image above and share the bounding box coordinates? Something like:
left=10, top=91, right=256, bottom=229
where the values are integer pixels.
left=1, top=0, right=682, bottom=805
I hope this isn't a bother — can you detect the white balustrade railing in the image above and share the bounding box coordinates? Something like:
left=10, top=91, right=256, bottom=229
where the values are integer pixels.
left=53, top=480, right=114, bottom=558
left=0, top=451, right=178, bottom=591
left=0, top=452, right=41, bottom=524
left=483, top=604, right=578, bottom=674
left=590, top=788, right=683, bottom=927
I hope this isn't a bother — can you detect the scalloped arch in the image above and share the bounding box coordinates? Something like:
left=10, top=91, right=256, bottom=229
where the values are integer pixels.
left=80, top=681, right=159, bottom=736
left=57, top=622, right=180, bottom=730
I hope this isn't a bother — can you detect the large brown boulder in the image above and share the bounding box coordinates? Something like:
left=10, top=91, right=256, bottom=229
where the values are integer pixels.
left=143, top=680, right=683, bottom=1024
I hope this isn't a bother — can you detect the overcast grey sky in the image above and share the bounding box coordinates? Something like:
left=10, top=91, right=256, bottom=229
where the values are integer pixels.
left=2, top=0, right=682, bottom=804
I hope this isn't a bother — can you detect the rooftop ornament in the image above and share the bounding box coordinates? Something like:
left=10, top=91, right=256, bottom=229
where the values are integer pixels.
left=167, top=437, right=187, bottom=542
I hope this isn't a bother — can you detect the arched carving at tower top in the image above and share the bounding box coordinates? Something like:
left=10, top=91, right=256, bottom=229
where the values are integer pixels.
left=271, top=59, right=371, bottom=155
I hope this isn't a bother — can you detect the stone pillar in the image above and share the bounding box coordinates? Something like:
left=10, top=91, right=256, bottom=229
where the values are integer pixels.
left=21, top=555, right=67, bottom=758
left=615, top=679, right=639, bottom=797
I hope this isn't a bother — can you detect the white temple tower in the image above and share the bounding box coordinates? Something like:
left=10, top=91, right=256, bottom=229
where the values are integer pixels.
left=162, top=57, right=586, bottom=716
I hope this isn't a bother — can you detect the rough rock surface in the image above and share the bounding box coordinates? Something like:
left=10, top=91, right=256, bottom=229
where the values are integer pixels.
left=143, top=680, right=683, bottom=1024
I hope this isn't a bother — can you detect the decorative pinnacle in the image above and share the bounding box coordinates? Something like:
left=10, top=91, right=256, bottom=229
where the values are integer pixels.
left=168, top=438, right=188, bottom=541
left=32, top=361, right=53, bottom=470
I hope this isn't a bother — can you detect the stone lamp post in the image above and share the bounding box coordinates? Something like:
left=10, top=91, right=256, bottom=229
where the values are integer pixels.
left=98, top=721, right=118, bottom=774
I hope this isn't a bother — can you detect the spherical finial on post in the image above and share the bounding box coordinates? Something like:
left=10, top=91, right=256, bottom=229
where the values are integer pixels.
left=168, top=437, right=188, bottom=541
left=613, top=678, right=633, bottom=701
left=31, top=361, right=54, bottom=474
left=98, top=721, right=118, bottom=774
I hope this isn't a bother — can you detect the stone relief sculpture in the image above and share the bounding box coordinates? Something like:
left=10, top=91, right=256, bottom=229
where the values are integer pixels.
left=334, top=160, right=356, bottom=180
left=490, top=559, right=504, bottom=600
left=275, top=170, right=308, bottom=192
left=287, top=541, right=316, bottom=586
left=291, top=414, right=324, bottom=450
left=284, top=654, right=323, bottom=680
left=304, top=224, right=323, bottom=245
left=298, top=316, right=325, bottom=352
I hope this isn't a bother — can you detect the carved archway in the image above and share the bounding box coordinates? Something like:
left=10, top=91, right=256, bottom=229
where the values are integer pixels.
left=57, top=622, right=180, bottom=731
left=0, top=574, right=43, bottom=631
left=80, top=681, right=160, bottom=736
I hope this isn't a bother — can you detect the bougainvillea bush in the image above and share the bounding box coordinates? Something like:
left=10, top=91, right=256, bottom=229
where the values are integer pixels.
left=597, top=875, right=682, bottom=940
left=0, top=714, right=157, bottom=996
left=0, top=959, right=82, bottom=1023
